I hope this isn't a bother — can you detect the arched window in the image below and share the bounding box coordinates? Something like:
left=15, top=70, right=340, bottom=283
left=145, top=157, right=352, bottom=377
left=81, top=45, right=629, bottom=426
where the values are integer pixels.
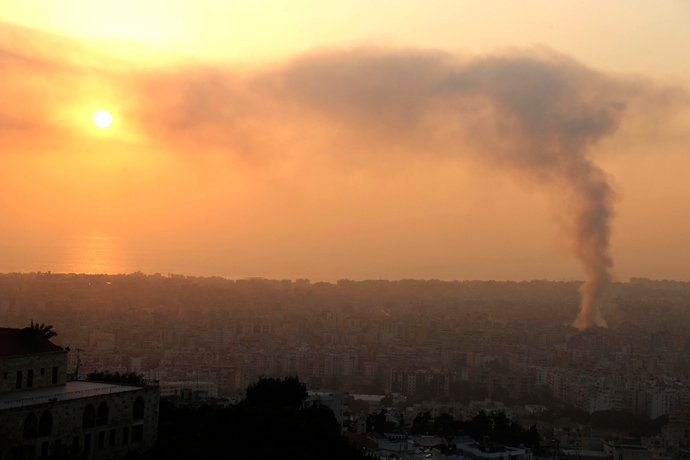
left=23, top=413, right=37, bottom=439
left=96, top=402, right=109, bottom=426
left=133, top=397, right=144, bottom=420
left=83, top=404, right=96, bottom=428
left=38, top=411, right=52, bottom=436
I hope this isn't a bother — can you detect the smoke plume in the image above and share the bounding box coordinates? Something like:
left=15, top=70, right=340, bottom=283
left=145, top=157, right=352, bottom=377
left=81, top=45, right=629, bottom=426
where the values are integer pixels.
left=259, top=49, right=627, bottom=328
left=436, top=52, right=622, bottom=329
left=137, top=48, right=680, bottom=328
left=1, top=25, right=684, bottom=322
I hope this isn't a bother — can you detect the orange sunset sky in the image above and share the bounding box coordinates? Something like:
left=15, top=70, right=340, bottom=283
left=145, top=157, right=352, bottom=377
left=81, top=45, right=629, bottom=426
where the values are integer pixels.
left=0, top=1, right=689, bottom=281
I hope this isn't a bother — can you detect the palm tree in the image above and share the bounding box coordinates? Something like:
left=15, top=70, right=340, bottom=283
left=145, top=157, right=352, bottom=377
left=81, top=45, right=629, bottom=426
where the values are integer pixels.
left=27, top=320, right=58, bottom=339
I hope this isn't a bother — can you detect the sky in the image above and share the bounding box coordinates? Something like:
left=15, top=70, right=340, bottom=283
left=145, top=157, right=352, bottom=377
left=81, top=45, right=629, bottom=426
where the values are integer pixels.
left=0, top=0, right=689, bottom=283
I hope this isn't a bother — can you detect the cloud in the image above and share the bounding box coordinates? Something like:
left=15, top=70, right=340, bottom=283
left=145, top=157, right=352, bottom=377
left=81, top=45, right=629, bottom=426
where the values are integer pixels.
left=0, top=26, right=686, bottom=310
left=135, top=46, right=686, bottom=327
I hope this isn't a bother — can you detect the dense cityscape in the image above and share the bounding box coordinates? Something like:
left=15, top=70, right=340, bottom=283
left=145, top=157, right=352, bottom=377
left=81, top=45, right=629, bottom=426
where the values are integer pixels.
left=2, top=1, right=688, bottom=459
left=2, top=272, right=690, bottom=458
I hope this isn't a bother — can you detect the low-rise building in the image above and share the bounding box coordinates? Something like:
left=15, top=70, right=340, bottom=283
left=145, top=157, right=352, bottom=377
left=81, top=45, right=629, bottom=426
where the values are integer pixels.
left=0, top=327, right=159, bottom=460
left=455, top=441, right=533, bottom=460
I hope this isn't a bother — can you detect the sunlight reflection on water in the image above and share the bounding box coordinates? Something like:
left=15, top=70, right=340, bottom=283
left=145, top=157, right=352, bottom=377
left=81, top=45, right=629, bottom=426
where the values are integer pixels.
left=0, top=236, right=315, bottom=280
left=0, top=235, right=220, bottom=277
left=0, top=235, right=135, bottom=275
left=65, top=236, right=129, bottom=274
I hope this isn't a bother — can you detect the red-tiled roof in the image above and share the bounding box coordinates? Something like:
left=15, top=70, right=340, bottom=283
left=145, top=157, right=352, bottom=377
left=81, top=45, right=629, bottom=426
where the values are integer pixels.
left=0, top=328, right=64, bottom=357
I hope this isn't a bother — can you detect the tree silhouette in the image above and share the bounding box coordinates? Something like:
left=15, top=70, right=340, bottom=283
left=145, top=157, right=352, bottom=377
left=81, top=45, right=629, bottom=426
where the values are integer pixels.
left=366, top=409, right=392, bottom=434
left=155, top=377, right=364, bottom=460
left=245, top=376, right=307, bottom=410
left=26, top=320, right=58, bottom=339
left=87, top=372, right=145, bottom=385
left=433, top=413, right=458, bottom=440
left=457, top=412, right=542, bottom=452
left=411, top=411, right=433, bottom=435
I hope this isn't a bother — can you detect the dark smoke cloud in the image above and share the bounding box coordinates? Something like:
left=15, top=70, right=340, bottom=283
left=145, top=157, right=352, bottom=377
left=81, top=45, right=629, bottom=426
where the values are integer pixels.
left=0, top=27, right=682, bottom=325
left=142, top=47, right=683, bottom=328
left=265, top=50, right=624, bottom=328
left=436, top=52, right=623, bottom=329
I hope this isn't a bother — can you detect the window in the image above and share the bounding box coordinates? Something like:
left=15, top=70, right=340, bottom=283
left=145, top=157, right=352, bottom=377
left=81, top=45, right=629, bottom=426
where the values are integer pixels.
left=109, top=429, right=116, bottom=448
left=3, top=372, right=7, bottom=379
left=96, top=402, right=109, bottom=425
left=97, top=431, right=105, bottom=450
left=12, top=447, right=35, bottom=460
left=122, top=427, right=129, bottom=445
left=52, top=367, right=58, bottom=384
left=133, top=397, right=145, bottom=419
left=53, top=439, right=63, bottom=459
left=83, top=404, right=96, bottom=428
left=23, top=413, right=37, bottom=439
left=27, top=369, right=33, bottom=388
left=84, top=434, right=91, bottom=452
left=41, top=441, right=48, bottom=459
left=16, top=370, right=22, bottom=389
left=132, top=424, right=143, bottom=443
left=38, top=411, right=52, bottom=437
left=41, top=368, right=45, bottom=376
left=72, top=436, right=79, bottom=451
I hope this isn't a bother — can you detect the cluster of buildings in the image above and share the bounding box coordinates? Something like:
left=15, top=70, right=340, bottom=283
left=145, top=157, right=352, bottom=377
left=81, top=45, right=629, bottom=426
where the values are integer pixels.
left=344, top=431, right=535, bottom=460
left=2, top=273, right=690, bottom=457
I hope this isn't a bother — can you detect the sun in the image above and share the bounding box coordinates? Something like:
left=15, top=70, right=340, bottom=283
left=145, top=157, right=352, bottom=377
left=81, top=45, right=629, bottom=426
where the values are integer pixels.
left=94, top=110, right=113, bottom=128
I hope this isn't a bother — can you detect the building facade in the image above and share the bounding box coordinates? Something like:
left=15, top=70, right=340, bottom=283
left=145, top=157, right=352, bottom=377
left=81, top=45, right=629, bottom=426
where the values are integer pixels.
left=0, top=327, right=159, bottom=460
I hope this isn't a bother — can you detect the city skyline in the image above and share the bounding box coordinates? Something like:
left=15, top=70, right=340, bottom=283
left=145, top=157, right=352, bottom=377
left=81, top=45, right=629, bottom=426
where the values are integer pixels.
left=2, top=5, right=689, bottom=454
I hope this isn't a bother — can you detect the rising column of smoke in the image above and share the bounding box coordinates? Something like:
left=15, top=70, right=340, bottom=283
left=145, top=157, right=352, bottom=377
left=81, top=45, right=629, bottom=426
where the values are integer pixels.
left=438, top=54, right=623, bottom=329
left=144, top=49, right=648, bottom=328
left=273, top=50, right=626, bottom=328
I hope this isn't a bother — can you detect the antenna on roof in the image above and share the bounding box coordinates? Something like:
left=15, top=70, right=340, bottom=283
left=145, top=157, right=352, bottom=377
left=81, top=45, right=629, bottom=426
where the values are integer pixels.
left=74, top=348, right=83, bottom=379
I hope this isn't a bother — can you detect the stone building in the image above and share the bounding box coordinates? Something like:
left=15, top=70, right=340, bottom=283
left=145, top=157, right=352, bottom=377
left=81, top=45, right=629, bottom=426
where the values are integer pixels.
left=0, top=327, right=159, bottom=459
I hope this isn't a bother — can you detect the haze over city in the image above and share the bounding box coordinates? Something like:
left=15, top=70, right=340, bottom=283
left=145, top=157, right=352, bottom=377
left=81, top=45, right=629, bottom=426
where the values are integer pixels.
left=1, top=2, right=690, bottom=323
left=4, top=4, right=690, bottom=459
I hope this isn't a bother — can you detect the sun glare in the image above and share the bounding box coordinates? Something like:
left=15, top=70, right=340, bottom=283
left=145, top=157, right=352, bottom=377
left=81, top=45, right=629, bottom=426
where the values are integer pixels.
left=94, top=110, right=113, bottom=128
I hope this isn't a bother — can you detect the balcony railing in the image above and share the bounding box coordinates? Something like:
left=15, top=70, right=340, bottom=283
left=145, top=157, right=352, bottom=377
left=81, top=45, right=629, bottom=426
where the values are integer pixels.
left=0, top=384, right=138, bottom=409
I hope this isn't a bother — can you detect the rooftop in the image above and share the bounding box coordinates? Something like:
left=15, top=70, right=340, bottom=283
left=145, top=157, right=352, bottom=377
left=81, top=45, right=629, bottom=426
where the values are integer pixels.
left=0, top=381, right=142, bottom=410
left=0, top=327, right=64, bottom=357
left=457, top=442, right=528, bottom=458
left=561, top=450, right=611, bottom=458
